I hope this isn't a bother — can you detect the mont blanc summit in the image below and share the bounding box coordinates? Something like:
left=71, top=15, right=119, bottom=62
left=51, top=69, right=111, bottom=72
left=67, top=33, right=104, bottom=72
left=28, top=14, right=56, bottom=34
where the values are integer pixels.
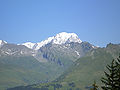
left=51, top=32, right=82, bottom=44
left=22, top=32, right=82, bottom=50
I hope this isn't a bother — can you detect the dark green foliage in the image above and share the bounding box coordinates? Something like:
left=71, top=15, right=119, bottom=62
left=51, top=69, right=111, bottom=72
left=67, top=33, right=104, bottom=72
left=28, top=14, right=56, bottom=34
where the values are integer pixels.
left=101, top=55, right=120, bottom=90
left=115, top=55, right=120, bottom=89
left=101, top=59, right=117, bottom=90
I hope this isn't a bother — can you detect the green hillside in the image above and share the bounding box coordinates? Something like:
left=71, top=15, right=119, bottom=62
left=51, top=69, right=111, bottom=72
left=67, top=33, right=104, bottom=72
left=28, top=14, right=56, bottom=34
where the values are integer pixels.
left=9, top=43, right=120, bottom=90
left=0, top=56, right=64, bottom=90
left=57, top=50, right=113, bottom=89
left=56, top=43, right=120, bottom=89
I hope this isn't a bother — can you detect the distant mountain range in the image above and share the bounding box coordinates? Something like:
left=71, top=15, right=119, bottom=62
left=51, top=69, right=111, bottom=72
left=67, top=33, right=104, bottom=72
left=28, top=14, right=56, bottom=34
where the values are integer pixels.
left=0, top=32, right=96, bottom=89
left=0, top=32, right=95, bottom=63
left=0, top=32, right=119, bottom=90
left=21, top=32, right=82, bottom=50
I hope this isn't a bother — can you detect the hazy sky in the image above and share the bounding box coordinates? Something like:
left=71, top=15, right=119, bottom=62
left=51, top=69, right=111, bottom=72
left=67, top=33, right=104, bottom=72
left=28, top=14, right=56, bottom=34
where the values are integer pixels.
left=0, top=0, right=120, bottom=47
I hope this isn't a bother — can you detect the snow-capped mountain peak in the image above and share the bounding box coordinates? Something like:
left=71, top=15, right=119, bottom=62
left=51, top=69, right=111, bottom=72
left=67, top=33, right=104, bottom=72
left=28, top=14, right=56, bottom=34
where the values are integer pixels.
left=21, top=32, right=82, bottom=50
left=22, top=42, right=35, bottom=49
left=34, top=37, right=54, bottom=50
left=0, top=40, right=7, bottom=47
left=52, top=32, right=82, bottom=44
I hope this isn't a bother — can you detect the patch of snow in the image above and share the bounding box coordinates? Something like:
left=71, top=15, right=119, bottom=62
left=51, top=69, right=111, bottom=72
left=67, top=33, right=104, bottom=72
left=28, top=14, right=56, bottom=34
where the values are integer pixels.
left=34, top=37, right=54, bottom=50
left=5, top=51, right=10, bottom=55
left=92, top=45, right=95, bottom=48
left=22, top=42, right=35, bottom=49
left=20, top=51, right=23, bottom=54
left=75, top=51, right=80, bottom=56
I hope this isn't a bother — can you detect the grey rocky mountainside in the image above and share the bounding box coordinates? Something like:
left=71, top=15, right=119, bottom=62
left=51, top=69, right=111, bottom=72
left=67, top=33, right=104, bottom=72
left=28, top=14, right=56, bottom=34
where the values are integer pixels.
left=0, top=40, right=95, bottom=66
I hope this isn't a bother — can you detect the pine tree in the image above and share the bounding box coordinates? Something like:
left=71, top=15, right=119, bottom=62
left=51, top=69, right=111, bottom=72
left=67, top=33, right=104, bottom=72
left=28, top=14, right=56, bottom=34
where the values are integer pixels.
left=115, top=55, right=120, bottom=89
left=101, top=59, right=118, bottom=90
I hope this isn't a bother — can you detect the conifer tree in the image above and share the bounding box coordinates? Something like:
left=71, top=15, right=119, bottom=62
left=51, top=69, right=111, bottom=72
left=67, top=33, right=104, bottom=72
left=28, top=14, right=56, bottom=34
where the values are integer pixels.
left=115, top=55, right=120, bottom=89
left=101, top=59, right=118, bottom=90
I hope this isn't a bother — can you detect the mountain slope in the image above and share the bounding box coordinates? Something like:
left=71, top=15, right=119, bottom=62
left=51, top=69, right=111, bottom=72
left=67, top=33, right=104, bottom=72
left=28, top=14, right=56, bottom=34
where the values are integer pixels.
left=0, top=56, right=64, bottom=90
left=39, top=42, right=94, bottom=68
left=0, top=41, right=94, bottom=89
left=0, top=43, right=36, bottom=56
left=56, top=43, right=120, bottom=89
left=10, top=43, right=120, bottom=90
left=0, top=32, right=95, bottom=89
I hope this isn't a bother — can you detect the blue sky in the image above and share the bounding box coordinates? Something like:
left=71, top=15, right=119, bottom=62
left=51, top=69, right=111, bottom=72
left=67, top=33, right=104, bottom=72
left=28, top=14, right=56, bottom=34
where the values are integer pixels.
left=0, top=0, right=120, bottom=47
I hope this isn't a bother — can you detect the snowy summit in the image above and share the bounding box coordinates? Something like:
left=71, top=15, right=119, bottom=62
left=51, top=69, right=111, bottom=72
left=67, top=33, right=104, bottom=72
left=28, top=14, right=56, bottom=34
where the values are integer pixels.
left=52, top=32, right=82, bottom=44
left=0, top=40, right=7, bottom=47
left=22, top=32, right=82, bottom=50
